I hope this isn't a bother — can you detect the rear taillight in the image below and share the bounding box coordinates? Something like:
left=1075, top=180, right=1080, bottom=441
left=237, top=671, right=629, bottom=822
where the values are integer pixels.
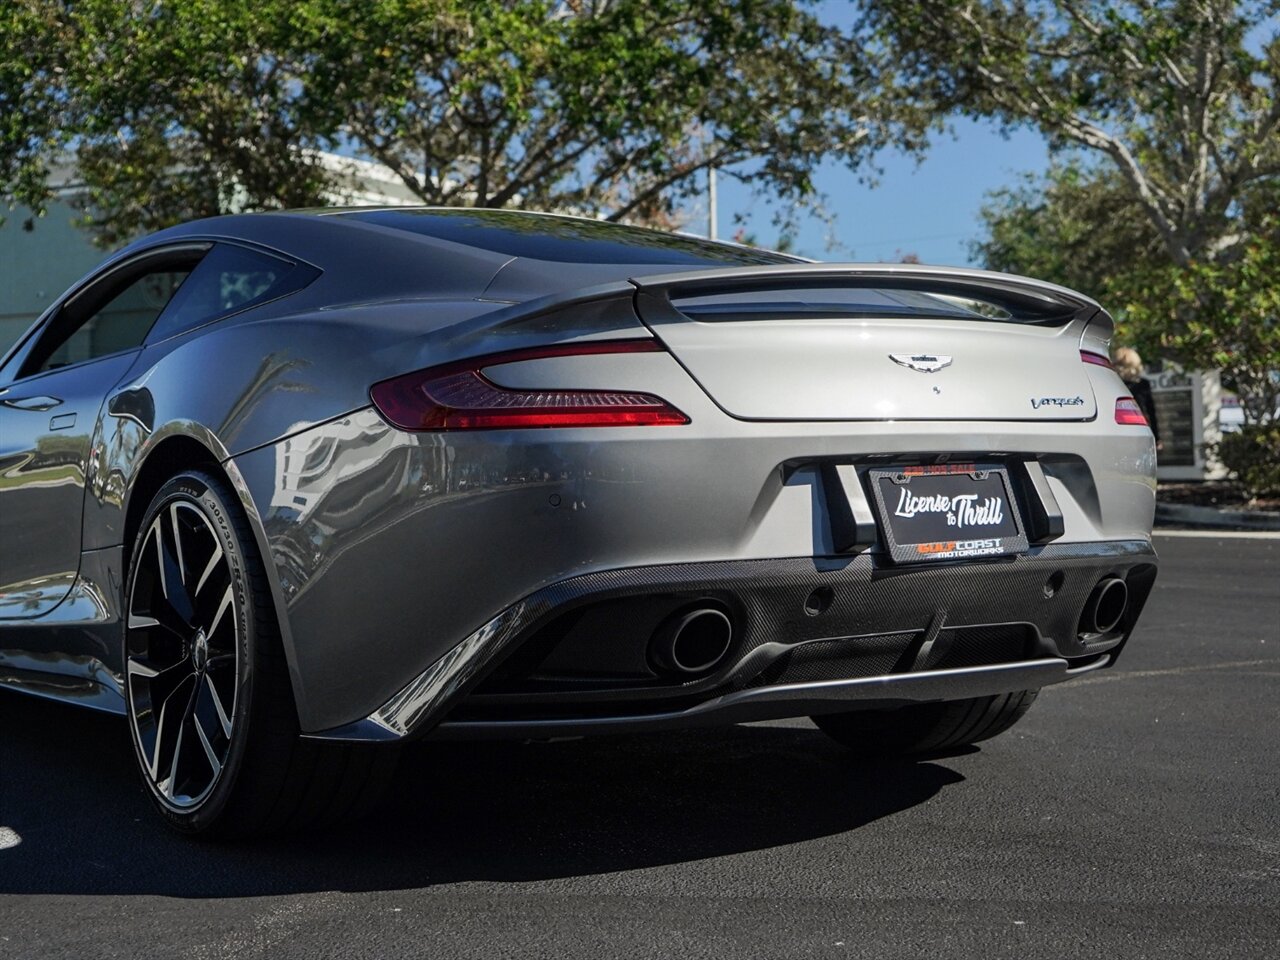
left=370, top=339, right=690, bottom=431
left=1115, top=398, right=1149, bottom=426
left=1080, top=349, right=1113, bottom=368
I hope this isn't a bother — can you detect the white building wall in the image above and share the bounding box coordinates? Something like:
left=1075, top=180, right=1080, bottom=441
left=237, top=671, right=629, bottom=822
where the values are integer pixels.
left=0, top=203, right=106, bottom=355
left=0, top=151, right=426, bottom=356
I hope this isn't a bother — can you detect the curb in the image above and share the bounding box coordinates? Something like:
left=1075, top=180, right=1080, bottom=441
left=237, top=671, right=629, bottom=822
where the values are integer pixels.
left=1155, top=501, right=1280, bottom=531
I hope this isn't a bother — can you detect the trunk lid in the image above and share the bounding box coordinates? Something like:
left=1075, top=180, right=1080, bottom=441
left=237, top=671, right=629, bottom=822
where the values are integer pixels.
left=633, top=266, right=1101, bottom=422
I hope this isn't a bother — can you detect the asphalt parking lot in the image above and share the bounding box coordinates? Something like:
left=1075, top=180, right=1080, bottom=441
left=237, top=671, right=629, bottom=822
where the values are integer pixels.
left=1, top=532, right=1277, bottom=959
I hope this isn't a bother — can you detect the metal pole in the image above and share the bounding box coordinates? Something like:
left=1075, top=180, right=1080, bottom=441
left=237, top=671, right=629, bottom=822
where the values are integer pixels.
left=708, top=165, right=718, bottom=241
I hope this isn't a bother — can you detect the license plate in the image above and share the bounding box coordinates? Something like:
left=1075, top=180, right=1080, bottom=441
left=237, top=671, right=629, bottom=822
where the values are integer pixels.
left=867, top=463, right=1028, bottom=563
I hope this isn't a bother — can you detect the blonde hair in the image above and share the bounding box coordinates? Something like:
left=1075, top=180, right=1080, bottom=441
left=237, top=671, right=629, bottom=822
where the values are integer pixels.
left=1112, top=346, right=1143, bottom=382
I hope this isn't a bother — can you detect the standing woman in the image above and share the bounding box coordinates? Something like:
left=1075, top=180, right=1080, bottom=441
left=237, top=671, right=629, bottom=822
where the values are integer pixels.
left=1113, top=347, right=1161, bottom=452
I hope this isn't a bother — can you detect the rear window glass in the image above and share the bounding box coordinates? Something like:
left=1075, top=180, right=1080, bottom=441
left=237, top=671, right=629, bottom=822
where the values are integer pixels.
left=147, top=244, right=317, bottom=342
left=671, top=284, right=1055, bottom=323
left=341, top=209, right=795, bottom=267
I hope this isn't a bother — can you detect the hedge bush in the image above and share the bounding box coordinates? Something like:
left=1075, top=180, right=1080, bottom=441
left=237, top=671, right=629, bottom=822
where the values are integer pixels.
left=1212, top=425, right=1280, bottom=499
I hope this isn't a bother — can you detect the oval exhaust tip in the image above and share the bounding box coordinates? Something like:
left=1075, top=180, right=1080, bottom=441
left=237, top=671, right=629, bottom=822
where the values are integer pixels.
left=651, top=608, right=734, bottom=675
left=1082, top=578, right=1129, bottom=636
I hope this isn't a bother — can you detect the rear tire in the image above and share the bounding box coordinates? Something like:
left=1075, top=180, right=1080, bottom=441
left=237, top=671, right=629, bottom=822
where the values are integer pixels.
left=124, top=468, right=398, bottom=837
left=811, top=690, right=1039, bottom=757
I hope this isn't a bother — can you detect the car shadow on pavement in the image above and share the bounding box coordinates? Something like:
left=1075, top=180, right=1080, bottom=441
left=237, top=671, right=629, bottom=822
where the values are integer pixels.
left=0, top=693, right=967, bottom=897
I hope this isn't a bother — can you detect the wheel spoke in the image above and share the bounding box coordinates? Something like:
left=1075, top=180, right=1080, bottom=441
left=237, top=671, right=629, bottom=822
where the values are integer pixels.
left=206, top=586, right=234, bottom=642
left=193, top=711, right=222, bottom=776
left=167, top=674, right=204, bottom=800
left=151, top=518, right=196, bottom=629
left=152, top=606, right=192, bottom=642
left=148, top=675, right=192, bottom=782
left=161, top=725, right=183, bottom=801
left=126, top=655, right=189, bottom=683
left=152, top=522, right=168, bottom=605
left=204, top=673, right=233, bottom=738
left=128, top=659, right=159, bottom=680
left=170, top=504, right=187, bottom=587
left=126, top=612, right=187, bottom=660
left=149, top=697, right=169, bottom=781
left=159, top=672, right=195, bottom=716
left=194, top=543, right=224, bottom=598
left=136, top=578, right=194, bottom=642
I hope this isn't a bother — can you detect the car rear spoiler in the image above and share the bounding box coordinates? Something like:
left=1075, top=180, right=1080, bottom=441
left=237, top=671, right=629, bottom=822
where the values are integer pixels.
left=630, top=263, right=1102, bottom=327
left=436, top=262, right=1104, bottom=355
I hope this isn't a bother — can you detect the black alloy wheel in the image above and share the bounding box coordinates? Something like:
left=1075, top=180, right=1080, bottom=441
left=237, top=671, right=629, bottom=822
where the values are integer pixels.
left=126, top=494, right=239, bottom=811
left=124, top=469, right=398, bottom=837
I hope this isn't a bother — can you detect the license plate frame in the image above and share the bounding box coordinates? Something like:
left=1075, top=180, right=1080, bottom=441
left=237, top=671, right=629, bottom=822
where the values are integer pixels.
left=867, top=462, right=1029, bottom=564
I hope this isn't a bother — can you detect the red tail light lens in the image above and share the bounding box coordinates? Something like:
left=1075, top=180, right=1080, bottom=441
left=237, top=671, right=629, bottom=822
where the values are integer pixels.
left=1115, top=397, right=1149, bottom=426
left=370, top=339, right=690, bottom=431
left=1080, top=350, right=1113, bottom=368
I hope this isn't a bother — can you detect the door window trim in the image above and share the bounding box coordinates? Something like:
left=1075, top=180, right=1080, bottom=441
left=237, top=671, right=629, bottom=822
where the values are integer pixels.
left=1, top=242, right=212, bottom=386
left=1, top=235, right=323, bottom=387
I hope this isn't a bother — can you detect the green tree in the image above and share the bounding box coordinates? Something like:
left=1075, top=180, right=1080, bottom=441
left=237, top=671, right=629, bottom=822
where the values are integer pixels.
left=2, top=0, right=919, bottom=245
left=6, top=0, right=374, bottom=246
left=864, top=0, right=1280, bottom=426
left=0, top=2, right=64, bottom=219
left=861, top=0, right=1280, bottom=267
left=1116, top=235, right=1280, bottom=426
left=974, top=162, right=1162, bottom=297
left=976, top=163, right=1280, bottom=426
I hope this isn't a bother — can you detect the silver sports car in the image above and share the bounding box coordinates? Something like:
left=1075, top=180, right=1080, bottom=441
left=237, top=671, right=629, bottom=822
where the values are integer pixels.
left=0, top=209, right=1158, bottom=835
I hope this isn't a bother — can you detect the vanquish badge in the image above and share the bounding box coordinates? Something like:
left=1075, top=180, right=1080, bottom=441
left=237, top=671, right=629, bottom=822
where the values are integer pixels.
left=1030, top=395, right=1085, bottom=410
left=890, top=353, right=953, bottom=373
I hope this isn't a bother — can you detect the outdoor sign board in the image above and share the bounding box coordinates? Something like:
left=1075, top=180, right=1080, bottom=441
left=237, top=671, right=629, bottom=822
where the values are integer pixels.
left=1150, top=367, right=1227, bottom=481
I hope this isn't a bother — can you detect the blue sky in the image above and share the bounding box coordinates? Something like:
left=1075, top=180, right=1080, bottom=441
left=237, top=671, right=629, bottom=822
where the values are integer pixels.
left=709, top=121, right=1052, bottom=266
left=698, top=0, right=1054, bottom=265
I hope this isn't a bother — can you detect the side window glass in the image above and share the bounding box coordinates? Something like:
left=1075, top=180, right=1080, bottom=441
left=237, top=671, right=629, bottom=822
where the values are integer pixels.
left=32, top=269, right=192, bottom=374
left=147, top=245, right=302, bottom=343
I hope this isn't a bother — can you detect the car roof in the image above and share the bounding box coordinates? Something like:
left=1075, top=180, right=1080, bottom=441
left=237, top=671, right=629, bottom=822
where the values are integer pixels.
left=318, top=206, right=795, bottom=267
left=123, top=207, right=797, bottom=305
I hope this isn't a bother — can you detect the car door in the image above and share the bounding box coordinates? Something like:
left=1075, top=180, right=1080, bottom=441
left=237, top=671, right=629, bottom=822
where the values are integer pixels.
left=0, top=245, right=208, bottom=618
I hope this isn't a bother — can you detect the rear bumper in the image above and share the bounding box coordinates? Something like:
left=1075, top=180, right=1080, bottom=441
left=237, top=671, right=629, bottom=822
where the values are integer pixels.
left=435, top=656, right=1113, bottom=740
left=232, top=391, right=1155, bottom=734
left=308, top=539, right=1157, bottom=742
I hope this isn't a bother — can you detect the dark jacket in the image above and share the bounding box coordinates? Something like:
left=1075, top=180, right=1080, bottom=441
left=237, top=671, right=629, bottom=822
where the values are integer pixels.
left=1126, top=377, right=1160, bottom=441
